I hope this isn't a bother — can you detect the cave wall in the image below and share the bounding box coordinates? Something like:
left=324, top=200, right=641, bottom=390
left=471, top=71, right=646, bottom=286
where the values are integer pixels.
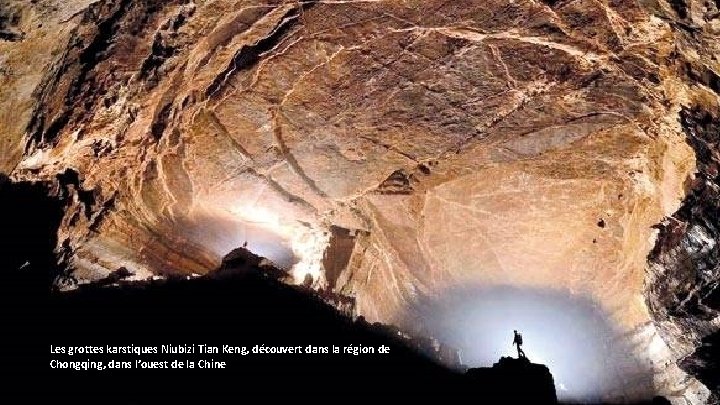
left=2, top=0, right=720, bottom=402
left=648, top=105, right=720, bottom=399
left=0, top=0, right=97, bottom=173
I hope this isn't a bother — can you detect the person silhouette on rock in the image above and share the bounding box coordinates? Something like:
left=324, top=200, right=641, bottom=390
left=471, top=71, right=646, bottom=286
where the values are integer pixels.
left=513, top=330, right=526, bottom=359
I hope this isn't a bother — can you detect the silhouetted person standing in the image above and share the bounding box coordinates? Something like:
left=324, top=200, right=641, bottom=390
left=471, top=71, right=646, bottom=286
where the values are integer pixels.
left=513, top=330, right=526, bottom=359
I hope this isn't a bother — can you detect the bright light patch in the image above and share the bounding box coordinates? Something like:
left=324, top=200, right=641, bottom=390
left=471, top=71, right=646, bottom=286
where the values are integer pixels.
left=289, top=228, right=329, bottom=285
left=227, top=203, right=330, bottom=285
left=230, top=205, right=281, bottom=227
left=417, top=285, right=655, bottom=402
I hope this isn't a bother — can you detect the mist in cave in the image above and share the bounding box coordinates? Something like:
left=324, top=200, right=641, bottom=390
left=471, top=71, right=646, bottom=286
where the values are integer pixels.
left=176, top=211, right=297, bottom=269
left=417, top=286, right=655, bottom=402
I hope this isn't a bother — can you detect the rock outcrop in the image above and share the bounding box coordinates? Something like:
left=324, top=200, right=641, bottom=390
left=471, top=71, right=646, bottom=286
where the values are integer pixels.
left=467, top=356, right=558, bottom=404
left=2, top=0, right=719, bottom=402
left=3, top=240, right=558, bottom=404
left=648, top=105, right=720, bottom=400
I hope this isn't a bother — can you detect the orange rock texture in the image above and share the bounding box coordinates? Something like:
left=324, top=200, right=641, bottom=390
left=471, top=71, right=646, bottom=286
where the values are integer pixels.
left=2, top=0, right=719, bottom=402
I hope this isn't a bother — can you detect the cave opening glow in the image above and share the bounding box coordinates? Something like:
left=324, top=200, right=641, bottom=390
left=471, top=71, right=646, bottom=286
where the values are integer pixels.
left=183, top=204, right=330, bottom=284
left=417, top=285, right=654, bottom=402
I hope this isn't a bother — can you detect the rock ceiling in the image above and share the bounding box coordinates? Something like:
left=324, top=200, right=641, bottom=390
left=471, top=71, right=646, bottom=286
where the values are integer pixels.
left=1, top=0, right=719, bottom=402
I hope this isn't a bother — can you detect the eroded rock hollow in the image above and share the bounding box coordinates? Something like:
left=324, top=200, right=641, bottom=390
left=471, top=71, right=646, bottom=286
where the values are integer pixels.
left=2, top=0, right=719, bottom=402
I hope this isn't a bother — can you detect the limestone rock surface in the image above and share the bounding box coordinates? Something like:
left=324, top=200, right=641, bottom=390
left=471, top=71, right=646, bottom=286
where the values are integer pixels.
left=2, top=0, right=719, bottom=402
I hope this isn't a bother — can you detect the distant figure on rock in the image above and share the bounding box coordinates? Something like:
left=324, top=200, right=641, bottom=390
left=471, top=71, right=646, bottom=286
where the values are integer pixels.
left=302, top=273, right=314, bottom=287
left=513, top=330, right=526, bottom=359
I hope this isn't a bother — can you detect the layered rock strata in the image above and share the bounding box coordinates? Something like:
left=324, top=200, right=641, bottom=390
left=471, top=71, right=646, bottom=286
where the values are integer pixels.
left=2, top=0, right=719, bottom=402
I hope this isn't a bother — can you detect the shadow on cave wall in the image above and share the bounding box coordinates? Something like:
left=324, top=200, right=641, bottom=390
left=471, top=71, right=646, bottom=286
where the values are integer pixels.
left=0, top=173, right=66, bottom=293
left=647, top=105, right=720, bottom=399
left=2, top=243, right=558, bottom=404
left=414, top=285, right=657, bottom=403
